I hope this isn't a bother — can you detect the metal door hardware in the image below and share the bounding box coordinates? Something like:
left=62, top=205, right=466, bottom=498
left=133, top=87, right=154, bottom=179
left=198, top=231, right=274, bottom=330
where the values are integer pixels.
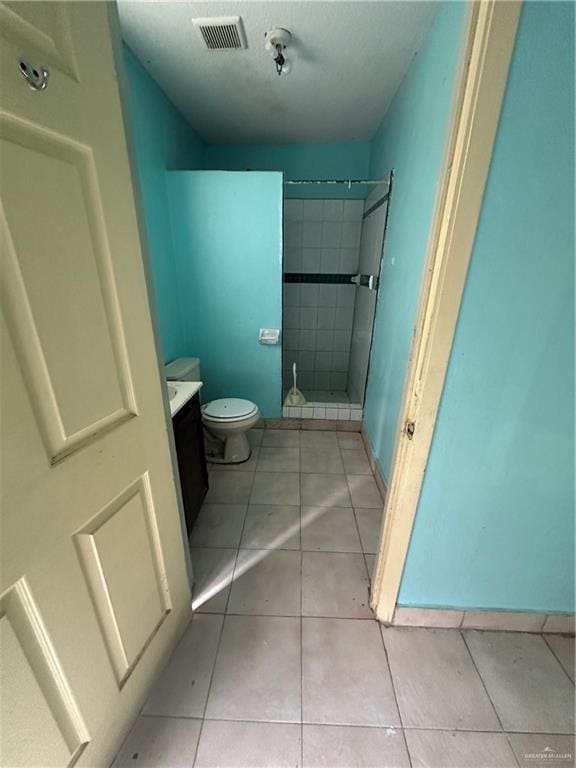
left=19, top=59, right=49, bottom=91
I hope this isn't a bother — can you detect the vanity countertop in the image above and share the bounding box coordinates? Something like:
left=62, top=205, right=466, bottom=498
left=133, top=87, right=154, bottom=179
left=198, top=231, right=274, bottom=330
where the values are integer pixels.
left=168, top=380, right=203, bottom=418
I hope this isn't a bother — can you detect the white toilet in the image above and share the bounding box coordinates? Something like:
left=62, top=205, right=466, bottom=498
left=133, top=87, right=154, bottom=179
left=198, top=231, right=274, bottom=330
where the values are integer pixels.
left=165, top=357, right=259, bottom=465
left=201, top=398, right=260, bottom=464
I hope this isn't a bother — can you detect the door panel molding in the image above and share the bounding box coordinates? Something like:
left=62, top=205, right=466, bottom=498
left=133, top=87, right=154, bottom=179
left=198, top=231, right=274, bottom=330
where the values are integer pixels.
left=74, top=474, right=172, bottom=686
left=0, top=2, right=78, bottom=79
left=0, top=112, right=138, bottom=463
left=0, top=578, right=90, bottom=766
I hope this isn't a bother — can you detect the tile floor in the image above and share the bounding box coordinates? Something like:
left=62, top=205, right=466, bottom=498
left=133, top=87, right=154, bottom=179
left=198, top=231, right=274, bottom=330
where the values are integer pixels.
left=113, top=429, right=575, bottom=768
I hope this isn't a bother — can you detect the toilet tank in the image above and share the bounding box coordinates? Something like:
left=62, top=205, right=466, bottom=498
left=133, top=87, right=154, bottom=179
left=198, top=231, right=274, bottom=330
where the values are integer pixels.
left=164, top=357, right=201, bottom=382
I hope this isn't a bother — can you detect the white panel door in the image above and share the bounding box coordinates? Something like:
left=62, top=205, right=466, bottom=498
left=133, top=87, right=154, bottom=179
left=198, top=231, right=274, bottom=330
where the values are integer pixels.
left=0, top=3, right=191, bottom=766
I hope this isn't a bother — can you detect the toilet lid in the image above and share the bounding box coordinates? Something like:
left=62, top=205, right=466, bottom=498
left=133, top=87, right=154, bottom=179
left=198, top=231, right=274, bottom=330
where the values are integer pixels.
left=202, top=398, right=258, bottom=420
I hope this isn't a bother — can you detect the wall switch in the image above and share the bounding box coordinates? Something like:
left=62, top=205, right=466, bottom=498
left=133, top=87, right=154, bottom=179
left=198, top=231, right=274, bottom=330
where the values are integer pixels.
left=259, top=328, right=280, bottom=345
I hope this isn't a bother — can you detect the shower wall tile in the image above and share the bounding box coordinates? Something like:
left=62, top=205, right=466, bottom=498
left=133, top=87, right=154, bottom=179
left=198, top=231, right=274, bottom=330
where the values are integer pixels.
left=318, top=285, right=339, bottom=307
left=284, top=199, right=303, bottom=220
left=300, top=284, right=320, bottom=307
left=323, top=200, right=344, bottom=220
left=303, top=200, right=323, bottom=221
left=317, top=308, right=336, bottom=331
left=303, top=221, right=323, bottom=247
left=343, top=200, right=364, bottom=221
left=302, top=249, right=321, bottom=273
left=283, top=199, right=361, bottom=393
left=300, top=308, right=318, bottom=330
left=285, top=307, right=299, bottom=329
left=334, top=330, right=352, bottom=351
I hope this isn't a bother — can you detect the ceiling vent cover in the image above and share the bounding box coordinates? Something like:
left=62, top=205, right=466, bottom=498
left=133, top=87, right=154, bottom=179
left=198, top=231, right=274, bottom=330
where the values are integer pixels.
left=193, top=16, right=247, bottom=50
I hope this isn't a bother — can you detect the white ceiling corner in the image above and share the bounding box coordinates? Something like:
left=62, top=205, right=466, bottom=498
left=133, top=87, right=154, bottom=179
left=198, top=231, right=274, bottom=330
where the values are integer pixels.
left=117, top=0, right=437, bottom=144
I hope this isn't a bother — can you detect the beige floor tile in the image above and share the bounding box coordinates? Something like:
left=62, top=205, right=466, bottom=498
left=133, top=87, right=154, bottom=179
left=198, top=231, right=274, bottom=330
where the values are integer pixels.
left=189, top=503, right=247, bottom=548
left=346, top=474, right=383, bottom=508
left=337, top=432, right=364, bottom=449
left=302, top=552, right=371, bottom=618
left=300, top=430, right=340, bottom=449
left=382, top=627, right=500, bottom=730
left=228, top=549, right=301, bottom=616
left=300, top=448, right=344, bottom=474
left=206, top=615, right=301, bottom=722
left=241, top=504, right=300, bottom=550
left=261, top=429, right=300, bottom=447
left=301, top=506, right=361, bottom=552
left=196, top=721, right=302, bottom=768
left=303, top=724, right=410, bottom=767
left=257, top=446, right=300, bottom=472
left=508, top=732, right=576, bottom=768
left=365, top=553, right=376, bottom=578
left=405, top=729, right=516, bottom=768
left=250, top=472, right=300, bottom=505
left=111, top=717, right=201, bottom=768
left=464, top=630, right=575, bottom=733
left=191, top=547, right=237, bottom=613
left=340, top=448, right=372, bottom=475
left=545, top=633, right=576, bottom=682
left=302, top=617, right=400, bottom=726
left=209, top=447, right=260, bottom=472
left=142, top=614, right=223, bottom=717
left=205, top=471, right=254, bottom=503
left=247, top=429, right=264, bottom=448
left=301, top=473, right=351, bottom=507
left=354, top=508, right=383, bottom=553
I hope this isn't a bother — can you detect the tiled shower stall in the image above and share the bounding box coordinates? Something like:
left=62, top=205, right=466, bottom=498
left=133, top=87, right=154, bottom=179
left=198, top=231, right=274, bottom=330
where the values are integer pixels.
left=282, top=183, right=390, bottom=421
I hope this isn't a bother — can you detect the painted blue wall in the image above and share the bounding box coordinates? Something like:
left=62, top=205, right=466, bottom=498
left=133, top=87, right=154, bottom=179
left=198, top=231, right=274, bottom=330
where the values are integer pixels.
left=122, top=45, right=204, bottom=362
left=204, top=142, right=371, bottom=199
left=167, top=172, right=283, bottom=417
left=399, top=1, right=575, bottom=613
left=363, top=2, right=467, bottom=481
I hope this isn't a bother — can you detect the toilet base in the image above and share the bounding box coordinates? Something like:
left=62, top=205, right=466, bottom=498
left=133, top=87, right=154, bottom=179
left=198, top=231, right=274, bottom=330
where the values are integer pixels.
left=204, top=427, right=252, bottom=464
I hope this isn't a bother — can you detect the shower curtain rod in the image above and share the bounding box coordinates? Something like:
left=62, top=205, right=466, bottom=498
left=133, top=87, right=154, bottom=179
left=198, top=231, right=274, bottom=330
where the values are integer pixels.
left=284, top=178, right=389, bottom=186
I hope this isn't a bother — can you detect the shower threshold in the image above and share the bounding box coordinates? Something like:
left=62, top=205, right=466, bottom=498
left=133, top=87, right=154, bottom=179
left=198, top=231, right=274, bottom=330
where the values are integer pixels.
left=282, top=390, right=362, bottom=422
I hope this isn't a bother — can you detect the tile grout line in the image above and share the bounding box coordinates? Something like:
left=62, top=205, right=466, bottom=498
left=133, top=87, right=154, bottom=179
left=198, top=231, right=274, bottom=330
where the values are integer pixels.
left=138, top=713, right=576, bottom=737
left=337, top=435, right=374, bottom=593
left=459, top=630, right=522, bottom=768
left=376, top=624, right=414, bottom=768
left=299, top=460, right=304, bottom=767
left=190, top=471, right=256, bottom=766
left=541, top=633, right=576, bottom=686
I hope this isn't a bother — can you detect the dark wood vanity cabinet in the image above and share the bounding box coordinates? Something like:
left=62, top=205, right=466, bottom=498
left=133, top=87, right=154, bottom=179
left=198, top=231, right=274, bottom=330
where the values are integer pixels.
left=172, top=393, right=208, bottom=535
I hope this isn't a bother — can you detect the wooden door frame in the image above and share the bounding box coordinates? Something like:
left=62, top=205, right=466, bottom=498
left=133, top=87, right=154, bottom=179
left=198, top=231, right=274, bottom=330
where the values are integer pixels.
left=370, top=0, right=523, bottom=623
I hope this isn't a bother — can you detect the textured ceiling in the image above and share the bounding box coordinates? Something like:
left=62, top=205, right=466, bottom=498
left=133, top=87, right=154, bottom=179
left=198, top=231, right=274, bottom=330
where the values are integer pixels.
left=118, top=0, right=436, bottom=144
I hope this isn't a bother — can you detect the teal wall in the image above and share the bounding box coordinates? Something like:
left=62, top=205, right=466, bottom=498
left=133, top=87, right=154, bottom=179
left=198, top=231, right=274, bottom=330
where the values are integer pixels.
left=363, top=2, right=467, bottom=480
left=204, top=142, right=371, bottom=199
left=167, top=172, right=283, bottom=417
left=399, top=1, right=575, bottom=613
left=122, top=45, right=204, bottom=362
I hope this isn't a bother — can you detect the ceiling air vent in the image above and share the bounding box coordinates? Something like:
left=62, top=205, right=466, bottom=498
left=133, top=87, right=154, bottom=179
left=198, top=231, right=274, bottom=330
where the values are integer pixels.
left=192, top=16, right=247, bottom=50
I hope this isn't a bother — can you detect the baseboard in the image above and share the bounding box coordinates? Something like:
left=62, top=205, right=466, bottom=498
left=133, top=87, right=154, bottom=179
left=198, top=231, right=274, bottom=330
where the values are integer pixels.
left=391, top=606, right=575, bottom=635
left=360, top=426, right=387, bottom=503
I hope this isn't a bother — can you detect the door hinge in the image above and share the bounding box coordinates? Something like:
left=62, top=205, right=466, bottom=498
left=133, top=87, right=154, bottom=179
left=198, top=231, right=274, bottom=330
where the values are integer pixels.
left=405, top=419, right=415, bottom=440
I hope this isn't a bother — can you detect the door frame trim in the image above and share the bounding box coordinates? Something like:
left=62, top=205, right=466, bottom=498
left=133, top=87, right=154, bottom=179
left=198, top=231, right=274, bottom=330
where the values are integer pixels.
left=370, top=0, right=523, bottom=622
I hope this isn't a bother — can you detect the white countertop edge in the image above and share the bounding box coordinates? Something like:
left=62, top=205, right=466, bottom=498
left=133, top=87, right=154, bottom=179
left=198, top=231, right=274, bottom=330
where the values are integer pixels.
left=168, top=380, right=203, bottom=417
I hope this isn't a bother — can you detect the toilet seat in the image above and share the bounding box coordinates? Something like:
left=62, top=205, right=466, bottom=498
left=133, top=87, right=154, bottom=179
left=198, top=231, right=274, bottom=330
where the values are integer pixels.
left=202, top=398, right=258, bottom=422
